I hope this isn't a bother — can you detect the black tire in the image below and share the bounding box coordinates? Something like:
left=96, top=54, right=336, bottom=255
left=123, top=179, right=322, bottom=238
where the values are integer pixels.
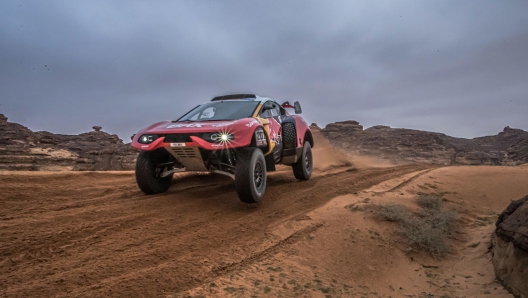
left=282, top=122, right=297, bottom=149
left=135, top=149, right=173, bottom=194
left=235, top=148, right=267, bottom=203
left=293, top=141, right=313, bottom=180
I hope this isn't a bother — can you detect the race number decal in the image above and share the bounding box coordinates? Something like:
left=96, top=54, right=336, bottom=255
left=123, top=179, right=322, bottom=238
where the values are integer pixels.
left=255, top=128, right=267, bottom=147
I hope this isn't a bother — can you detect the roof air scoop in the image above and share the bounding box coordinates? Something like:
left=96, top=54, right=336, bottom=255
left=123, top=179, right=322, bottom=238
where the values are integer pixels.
left=211, top=94, right=257, bottom=101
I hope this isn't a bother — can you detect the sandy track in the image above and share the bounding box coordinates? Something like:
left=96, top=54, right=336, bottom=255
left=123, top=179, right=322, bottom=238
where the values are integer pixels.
left=0, top=164, right=428, bottom=297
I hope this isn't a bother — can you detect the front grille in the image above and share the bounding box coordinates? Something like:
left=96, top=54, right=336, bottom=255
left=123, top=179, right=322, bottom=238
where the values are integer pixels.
left=164, top=134, right=199, bottom=143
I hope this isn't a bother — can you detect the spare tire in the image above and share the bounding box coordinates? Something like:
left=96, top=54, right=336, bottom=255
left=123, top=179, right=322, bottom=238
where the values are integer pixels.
left=282, top=122, right=297, bottom=149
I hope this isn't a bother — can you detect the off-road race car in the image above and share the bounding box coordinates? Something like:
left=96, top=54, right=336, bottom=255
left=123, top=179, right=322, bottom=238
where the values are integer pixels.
left=130, top=94, right=313, bottom=203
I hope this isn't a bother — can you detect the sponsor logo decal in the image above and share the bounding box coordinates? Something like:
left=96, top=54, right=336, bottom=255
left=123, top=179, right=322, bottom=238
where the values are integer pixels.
left=211, top=121, right=235, bottom=127
left=270, top=129, right=282, bottom=144
left=245, top=121, right=257, bottom=128
left=167, top=123, right=203, bottom=128
left=166, top=122, right=235, bottom=129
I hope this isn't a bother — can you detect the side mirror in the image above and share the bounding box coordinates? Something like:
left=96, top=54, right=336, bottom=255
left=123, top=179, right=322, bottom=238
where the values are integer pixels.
left=294, top=101, right=302, bottom=114
left=262, top=101, right=274, bottom=111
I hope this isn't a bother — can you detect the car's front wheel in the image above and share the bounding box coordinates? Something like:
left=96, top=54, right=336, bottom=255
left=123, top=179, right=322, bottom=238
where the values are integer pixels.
left=235, top=148, right=267, bottom=203
left=292, top=141, right=313, bottom=180
left=135, top=149, right=173, bottom=194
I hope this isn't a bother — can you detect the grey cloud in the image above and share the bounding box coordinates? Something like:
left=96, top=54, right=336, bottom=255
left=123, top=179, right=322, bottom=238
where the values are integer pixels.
left=1, top=0, right=527, bottom=139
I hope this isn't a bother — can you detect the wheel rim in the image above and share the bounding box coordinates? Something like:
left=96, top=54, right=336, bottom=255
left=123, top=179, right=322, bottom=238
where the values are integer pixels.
left=254, top=161, right=263, bottom=188
left=305, top=151, right=312, bottom=171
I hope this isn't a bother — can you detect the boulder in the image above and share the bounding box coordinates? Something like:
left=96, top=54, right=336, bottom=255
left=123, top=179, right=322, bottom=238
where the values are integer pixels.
left=492, top=196, right=528, bottom=298
left=324, top=120, right=363, bottom=133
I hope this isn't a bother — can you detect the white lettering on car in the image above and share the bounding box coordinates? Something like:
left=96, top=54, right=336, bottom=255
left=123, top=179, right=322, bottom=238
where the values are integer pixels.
left=167, top=123, right=203, bottom=128
left=211, top=122, right=235, bottom=127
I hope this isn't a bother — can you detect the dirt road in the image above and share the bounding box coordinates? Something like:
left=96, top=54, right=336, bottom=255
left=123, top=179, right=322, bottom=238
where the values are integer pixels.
left=0, top=163, right=428, bottom=297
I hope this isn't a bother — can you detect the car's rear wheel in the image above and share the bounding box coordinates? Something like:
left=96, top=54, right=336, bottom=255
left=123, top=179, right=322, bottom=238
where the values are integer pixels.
left=292, top=141, right=313, bottom=180
left=135, top=149, right=173, bottom=194
left=235, top=148, right=267, bottom=203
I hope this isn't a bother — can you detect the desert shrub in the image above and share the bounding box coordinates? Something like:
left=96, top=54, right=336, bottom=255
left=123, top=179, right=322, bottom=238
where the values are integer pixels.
left=416, top=194, right=443, bottom=210
left=378, top=203, right=409, bottom=222
left=375, top=195, right=459, bottom=257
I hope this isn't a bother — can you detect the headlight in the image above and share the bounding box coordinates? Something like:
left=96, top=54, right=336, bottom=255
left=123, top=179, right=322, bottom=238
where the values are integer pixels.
left=202, top=132, right=234, bottom=143
left=138, top=134, right=159, bottom=144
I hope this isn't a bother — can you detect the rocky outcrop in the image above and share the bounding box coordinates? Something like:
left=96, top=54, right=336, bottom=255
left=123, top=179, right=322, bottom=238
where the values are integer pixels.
left=320, top=121, right=528, bottom=165
left=0, top=114, right=137, bottom=171
left=492, top=196, right=528, bottom=298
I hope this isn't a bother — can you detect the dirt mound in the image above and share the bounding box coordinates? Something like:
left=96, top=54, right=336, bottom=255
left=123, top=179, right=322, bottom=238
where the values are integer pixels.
left=183, top=165, right=528, bottom=297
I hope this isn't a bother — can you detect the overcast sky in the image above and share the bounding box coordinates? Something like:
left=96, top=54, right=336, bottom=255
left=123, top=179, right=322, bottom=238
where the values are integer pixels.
left=1, top=0, right=527, bottom=140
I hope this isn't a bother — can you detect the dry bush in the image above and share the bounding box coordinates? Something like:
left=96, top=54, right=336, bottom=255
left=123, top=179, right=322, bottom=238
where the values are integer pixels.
left=416, top=194, right=443, bottom=210
left=378, top=203, right=408, bottom=222
left=376, top=194, right=459, bottom=257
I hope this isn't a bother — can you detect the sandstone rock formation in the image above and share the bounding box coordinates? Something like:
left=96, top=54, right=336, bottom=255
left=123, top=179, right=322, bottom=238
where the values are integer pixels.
left=320, top=120, right=528, bottom=165
left=0, top=114, right=137, bottom=171
left=493, top=195, right=528, bottom=298
left=2, top=114, right=527, bottom=171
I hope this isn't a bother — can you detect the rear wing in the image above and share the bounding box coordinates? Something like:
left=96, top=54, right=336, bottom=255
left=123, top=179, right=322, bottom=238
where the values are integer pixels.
left=281, top=101, right=302, bottom=114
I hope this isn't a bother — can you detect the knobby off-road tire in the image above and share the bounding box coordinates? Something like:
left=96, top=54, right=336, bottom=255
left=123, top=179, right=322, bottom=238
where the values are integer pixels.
left=282, top=122, right=297, bottom=149
left=235, top=148, right=267, bottom=203
left=293, top=141, right=313, bottom=180
left=135, top=149, right=173, bottom=195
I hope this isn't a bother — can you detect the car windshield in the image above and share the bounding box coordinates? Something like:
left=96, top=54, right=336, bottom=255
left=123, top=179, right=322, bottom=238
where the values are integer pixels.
left=177, top=101, right=260, bottom=122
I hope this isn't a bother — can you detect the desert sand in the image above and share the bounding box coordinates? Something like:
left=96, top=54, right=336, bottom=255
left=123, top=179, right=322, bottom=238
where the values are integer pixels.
left=1, top=132, right=527, bottom=297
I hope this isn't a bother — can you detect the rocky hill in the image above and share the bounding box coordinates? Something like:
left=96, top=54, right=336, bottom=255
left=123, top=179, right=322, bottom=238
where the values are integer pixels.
left=318, top=120, right=528, bottom=165
left=0, top=114, right=137, bottom=171
left=1, top=114, right=527, bottom=171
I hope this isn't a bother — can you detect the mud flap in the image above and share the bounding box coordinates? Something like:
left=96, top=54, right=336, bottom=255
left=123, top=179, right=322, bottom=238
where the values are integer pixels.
left=265, top=153, right=276, bottom=171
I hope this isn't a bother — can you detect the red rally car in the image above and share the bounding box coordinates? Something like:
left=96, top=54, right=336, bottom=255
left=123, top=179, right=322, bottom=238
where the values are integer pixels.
left=131, top=94, right=314, bottom=203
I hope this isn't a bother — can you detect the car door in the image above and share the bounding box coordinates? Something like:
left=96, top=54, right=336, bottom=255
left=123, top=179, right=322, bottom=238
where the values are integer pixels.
left=260, top=101, right=284, bottom=162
